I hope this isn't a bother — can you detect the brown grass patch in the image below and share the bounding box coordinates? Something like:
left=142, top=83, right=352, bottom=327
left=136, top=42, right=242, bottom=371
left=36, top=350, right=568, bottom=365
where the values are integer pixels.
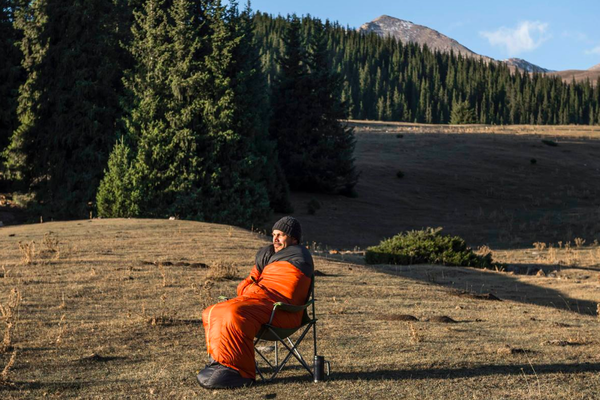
left=206, top=261, right=238, bottom=281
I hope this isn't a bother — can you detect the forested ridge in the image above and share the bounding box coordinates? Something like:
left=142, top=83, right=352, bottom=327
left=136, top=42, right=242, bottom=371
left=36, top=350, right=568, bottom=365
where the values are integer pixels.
left=1, top=3, right=598, bottom=224
left=0, top=1, right=355, bottom=224
left=254, top=13, right=600, bottom=126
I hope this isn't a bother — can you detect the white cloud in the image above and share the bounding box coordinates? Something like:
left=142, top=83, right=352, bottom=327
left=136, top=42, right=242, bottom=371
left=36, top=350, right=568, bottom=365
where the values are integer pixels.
left=584, top=46, right=600, bottom=55
left=480, top=21, right=551, bottom=56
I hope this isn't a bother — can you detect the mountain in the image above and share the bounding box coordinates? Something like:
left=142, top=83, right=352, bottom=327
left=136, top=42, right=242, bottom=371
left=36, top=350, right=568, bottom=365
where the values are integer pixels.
left=358, top=15, right=493, bottom=63
left=590, top=63, right=600, bottom=71
left=359, top=15, right=550, bottom=73
left=503, top=58, right=550, bottom=73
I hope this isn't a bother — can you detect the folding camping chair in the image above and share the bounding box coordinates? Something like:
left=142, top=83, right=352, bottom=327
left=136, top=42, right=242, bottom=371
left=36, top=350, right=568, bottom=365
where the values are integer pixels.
left=253, top=276, right=317, bottom=382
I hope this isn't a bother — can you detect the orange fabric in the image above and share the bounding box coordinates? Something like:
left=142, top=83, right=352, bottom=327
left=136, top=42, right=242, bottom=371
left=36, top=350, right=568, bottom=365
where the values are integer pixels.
left=202, top=261, right=311, bottom=379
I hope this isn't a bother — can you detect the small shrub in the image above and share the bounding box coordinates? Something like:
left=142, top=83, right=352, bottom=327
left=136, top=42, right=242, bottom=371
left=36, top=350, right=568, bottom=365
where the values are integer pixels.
left=18, top=241, right=35, bottom=265
left=0, top=349, right=17, bottom=384
left=396, top=170, right=404, bottom=179
left=40, top=232, right=61, bottom=260
left=307, top=198, right=321, bottom=215
left=541, top=139, right=558, bottom=147
left=146, top=294, right=177, bottom=326
left=0, top=288, right=21, bottom=353
left=365, top=227, right=494, bottom=268
left=206, top=262, right=238, bottom=281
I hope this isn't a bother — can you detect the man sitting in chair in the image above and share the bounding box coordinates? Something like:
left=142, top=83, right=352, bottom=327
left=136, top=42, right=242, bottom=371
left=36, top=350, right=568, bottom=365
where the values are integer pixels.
left=197, top=216, right=314, bottom=389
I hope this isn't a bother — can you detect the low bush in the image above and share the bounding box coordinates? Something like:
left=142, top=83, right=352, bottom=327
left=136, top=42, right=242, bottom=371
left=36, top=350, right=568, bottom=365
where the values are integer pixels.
left=365, top=227, right=493, bottom=268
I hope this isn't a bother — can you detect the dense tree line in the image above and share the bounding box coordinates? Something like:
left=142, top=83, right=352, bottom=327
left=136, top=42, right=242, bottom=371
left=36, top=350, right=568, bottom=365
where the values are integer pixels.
left=4, top=5, right=598, bottom=224
left=0, top=1, right=355, bottom=225
left=254, top=13, right=600, bottom=125
left=0, top=0, right=23, bottom=183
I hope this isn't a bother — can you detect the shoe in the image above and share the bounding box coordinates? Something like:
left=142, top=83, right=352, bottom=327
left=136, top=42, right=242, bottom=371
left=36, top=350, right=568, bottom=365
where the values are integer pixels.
left=196, top=362, right=254, bottom=389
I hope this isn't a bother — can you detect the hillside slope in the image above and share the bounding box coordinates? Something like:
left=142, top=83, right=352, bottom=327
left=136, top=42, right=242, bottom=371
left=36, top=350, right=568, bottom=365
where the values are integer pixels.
left=275, top=122, right=600, bottom=250
left=0, top=218, right=599, bottom=398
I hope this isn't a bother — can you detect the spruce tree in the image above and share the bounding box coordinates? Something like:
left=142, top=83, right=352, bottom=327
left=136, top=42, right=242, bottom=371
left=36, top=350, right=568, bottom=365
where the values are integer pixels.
left=101, top=0, right=274, bottom=227
left=450, top=100, right=476, bottom=124
left=270, top=16, right=358, bottom=193
left=6, top=0, right=124, bottom=218
left=0, top=0, right=23, bottom=167
left=96, top=138, right=137, bottom=217
left=269, top=15, right=311, bottom=187
left=228, top=3, right=292, bottom=213
left=304, top=18, right=358, bottom=193
left=111, top=0, right=209, bottom=219
left=196, top=0, right=271, bottom=225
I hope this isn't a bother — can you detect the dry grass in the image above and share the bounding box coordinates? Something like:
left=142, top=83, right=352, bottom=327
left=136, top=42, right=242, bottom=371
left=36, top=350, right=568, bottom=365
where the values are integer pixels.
left=0, top=219, right=599, bottom=399
left=17, top=241, right=35, bottom=265
left=0, top=288, right=21, bottom=353
left=0, top=349, right=17, bottom=384
left=206, top=261, right=238, bottom=281
left=272, top=122, right=600, bottom=252
left=408, top=322, right=422, bottom=344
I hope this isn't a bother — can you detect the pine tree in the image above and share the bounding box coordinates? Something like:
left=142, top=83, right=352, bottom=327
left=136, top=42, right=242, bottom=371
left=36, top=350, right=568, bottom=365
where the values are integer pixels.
left=304, top=18, right=358, bottom=193
left=197, top=0, right=272, bottom=225
left=6, top=0, right=125, bottom=218
left=0, top=0, right=23, bottom=166
left=96, top=138, right=137, bottom=217
left=269, top=15, right=311, bottom=187
left=229, top=3, right=292, bottom=213
left=450, top=100, right=476, bottom=124
left=103, top=0, right=274, bottom=227
left=270, top=16, right=358, bottom=193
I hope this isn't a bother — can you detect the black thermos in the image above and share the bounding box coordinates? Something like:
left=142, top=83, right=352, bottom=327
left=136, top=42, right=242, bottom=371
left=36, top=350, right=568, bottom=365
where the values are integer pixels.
left=314, top=355, right=330, bottom=382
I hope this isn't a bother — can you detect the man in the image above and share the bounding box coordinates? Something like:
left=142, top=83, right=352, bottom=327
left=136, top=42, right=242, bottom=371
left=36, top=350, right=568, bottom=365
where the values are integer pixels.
left=197, top=216, right=314, bottom=389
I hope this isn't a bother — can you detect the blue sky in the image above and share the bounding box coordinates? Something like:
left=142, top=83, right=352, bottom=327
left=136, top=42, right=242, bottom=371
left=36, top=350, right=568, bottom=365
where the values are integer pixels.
left=247, top=0, right=600, bottom=71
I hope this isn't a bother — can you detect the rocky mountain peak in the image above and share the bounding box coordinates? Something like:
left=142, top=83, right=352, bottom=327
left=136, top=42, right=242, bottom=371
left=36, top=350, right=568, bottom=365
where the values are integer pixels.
left=503, top=58, right=550, bottom=73
left=358, top=15, right=552, bottom=73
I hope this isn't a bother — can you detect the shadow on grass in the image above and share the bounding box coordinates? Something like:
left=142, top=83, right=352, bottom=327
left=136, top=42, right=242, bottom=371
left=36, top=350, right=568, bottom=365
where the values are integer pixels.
left=3, top=379, right=132, bottom=392
left=363, top=262, right=598, bottom=316
left=270, top=362, right=600, bottom=384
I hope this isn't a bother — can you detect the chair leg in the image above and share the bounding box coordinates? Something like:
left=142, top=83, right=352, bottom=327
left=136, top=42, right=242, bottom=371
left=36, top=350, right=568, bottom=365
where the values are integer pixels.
left=275, top=341, right=278, bottom=367
left=267, top=324, right=315, bottom=381
left=287, top=337, right=304, bottom=365
left=255, top=360, right=265, bottom=381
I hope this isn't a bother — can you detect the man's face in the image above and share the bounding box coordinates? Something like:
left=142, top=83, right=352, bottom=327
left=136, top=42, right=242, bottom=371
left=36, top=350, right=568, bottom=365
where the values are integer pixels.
left=272, top=230, right=296, bottom=252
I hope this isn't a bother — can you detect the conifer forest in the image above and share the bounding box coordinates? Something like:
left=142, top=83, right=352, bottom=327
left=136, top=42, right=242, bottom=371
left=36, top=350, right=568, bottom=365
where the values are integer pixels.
left=1, top=1, right=599, bottom=226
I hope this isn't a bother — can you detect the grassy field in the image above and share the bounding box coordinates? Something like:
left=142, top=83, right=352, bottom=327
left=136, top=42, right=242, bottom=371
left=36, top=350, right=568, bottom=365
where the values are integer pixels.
left=273, top=121, right=600, bottom=251
left=1, top=218, right=599, bottom=399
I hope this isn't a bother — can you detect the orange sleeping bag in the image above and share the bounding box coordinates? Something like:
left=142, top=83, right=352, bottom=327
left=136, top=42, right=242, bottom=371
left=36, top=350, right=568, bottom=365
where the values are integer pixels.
left=202, top=244, right=313, bottom=379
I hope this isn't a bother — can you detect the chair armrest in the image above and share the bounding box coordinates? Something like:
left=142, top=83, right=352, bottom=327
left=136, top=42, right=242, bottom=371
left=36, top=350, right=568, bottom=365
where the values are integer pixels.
left=272, top=300, right=313, bottom=313
left=268, top=300, right=313, bottom=325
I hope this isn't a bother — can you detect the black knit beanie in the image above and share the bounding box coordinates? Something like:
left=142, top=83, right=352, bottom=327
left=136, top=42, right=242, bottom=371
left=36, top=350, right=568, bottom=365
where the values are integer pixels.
left=272, top=216, right=302, bottom=242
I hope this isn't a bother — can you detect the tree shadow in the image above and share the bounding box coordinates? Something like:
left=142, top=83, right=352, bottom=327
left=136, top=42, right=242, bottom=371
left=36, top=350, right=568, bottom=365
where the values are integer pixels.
left=364, top=262, right=598, bottom=316
left=271, top=362, right=600, bottom=384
